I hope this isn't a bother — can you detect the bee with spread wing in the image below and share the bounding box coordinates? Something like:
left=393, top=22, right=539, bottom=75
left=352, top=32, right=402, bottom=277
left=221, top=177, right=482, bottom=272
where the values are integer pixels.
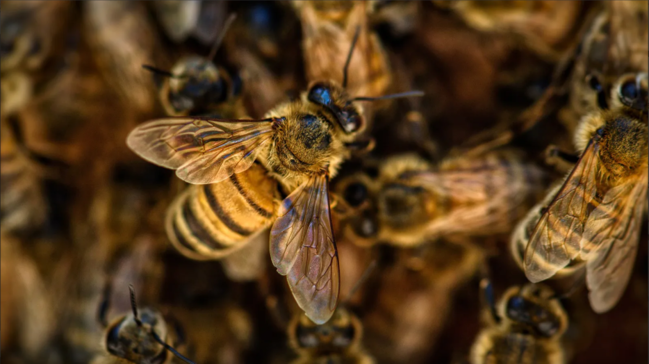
left=127, top=28, right=422, bottom=324
left=522, top=72, right=648, bottom=313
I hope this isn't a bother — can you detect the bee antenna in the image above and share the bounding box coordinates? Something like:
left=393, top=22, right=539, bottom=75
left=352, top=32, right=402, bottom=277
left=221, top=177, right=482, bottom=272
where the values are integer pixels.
left=480, top=278, right=501, bottom=324
left=207, top=13, right=237, bottom=61
left=128, top=285, right=143, bottom=327
left=586, top=73, right=609, bottom=110
left=141, top=64, right=186, bottom=79
left=352, top=90, right=425, bottom=102
left=342, top=25, right=361, bottom=89
left=149, top=329, right=197, bottom=364
left=344, top=260, right=377, bottom=304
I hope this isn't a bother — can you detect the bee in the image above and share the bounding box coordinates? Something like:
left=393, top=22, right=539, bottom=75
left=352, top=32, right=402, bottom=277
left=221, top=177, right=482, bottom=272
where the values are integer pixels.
left=83, top=1, right=167, bottom=115
left=520, top=73, right=648, bottom=313
left=0, top=118, right=47, bottom=235
left=287, top=307, right=372, bottom=364
left=127, top=31, right=423, bottom=324
left=335, top=151, right=547, bottom=248
left=292, top=1, right=392, bottom=100
left=92, top=285, right=194, bottom=364
left=470, top=280, right=568, bottom=364
left=143, top=14, right=244, bottom=118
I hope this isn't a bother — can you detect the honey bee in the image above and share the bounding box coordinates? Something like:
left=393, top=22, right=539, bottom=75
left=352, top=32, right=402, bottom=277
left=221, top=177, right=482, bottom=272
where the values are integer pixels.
left=335, top=151, right=547, bottom=248
left=470, top=280, right=568, bottom=364
left=127, top=36, right=423, bottom=323
left=520, top=73, right=648, bottom=313
left=143, top=14, right=244, bottom=118
left=292, top=1, right=392, bottom=100
left=287, top=307, right=373, bottom=364
left=0, top=118, right=47, bottom=235
left=92, top=285, right=194, bottom=364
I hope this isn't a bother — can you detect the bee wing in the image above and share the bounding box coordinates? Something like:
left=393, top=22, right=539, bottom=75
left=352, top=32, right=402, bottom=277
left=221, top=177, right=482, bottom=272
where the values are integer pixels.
left=524, top=139, right=600, bottom=282
left=270, top=173, right=339, bottom=324
left=126, top=117, right=274, bottom=184
left=585, top=172, right=647, bottom=313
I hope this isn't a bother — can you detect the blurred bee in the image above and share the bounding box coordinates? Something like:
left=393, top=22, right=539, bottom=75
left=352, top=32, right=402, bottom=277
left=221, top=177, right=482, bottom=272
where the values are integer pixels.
left=127, top=32, right=423, bottom=324
left=292, top=1, right=392, bottom=100
left=143, top=14, right=244, bottom=118
left=470, top=280, right=568, bottom=364
left=83, top=1, right=167, bottom=115
left=288, top=307, right=372, bottom=364
left=434, top=1, right=585, bottom=61
left=92, top=285, right=194, bottom=364
left=0, top=118, right=47, bottom=235
left=334, top=151, right=547, bottom=248
left=520, top=73, right=648, bottom=313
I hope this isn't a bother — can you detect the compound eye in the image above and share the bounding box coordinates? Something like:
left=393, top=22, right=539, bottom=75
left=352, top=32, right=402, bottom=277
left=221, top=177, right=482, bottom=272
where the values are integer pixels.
left=307, top=83, right=332, bottom=106
left=620, top=80, right=638, bottom=100
left=344, top=182, right=368, bottom=207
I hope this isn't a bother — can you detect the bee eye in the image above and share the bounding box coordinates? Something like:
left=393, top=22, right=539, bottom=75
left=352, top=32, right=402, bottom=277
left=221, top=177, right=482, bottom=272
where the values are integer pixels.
left=307, top=84, right=332, bottom=106
left=620, top=80, right=638, bottom=100
left=344, top=183, right=368, bottom=207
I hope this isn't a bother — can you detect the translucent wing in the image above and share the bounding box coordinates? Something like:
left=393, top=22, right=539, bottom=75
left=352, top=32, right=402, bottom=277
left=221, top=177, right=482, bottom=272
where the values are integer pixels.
left=270, top=173, right=339, bottom=324
left=126, top=117, right=275, bottom=184
left=585, top=172, right=647, bottom=313
left=524, top=139, right=600, bottom=282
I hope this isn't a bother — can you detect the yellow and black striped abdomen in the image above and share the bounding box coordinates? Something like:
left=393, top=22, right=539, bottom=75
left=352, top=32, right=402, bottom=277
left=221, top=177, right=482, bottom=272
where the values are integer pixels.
left=166, top=163, right=278, bottom=260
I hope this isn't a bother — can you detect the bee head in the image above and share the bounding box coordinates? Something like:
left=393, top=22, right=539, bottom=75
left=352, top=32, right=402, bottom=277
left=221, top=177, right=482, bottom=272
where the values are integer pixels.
left=307, top=80, right=365, bottom=134
left=500, top=284, right=568, bottom=338
left=291, top=308, right=360, bottom=354
left=104, top=308, right=168, bottom=363
left=616, top=73, right=648, bottom=112
left=167, top=57, right=228, bottom=114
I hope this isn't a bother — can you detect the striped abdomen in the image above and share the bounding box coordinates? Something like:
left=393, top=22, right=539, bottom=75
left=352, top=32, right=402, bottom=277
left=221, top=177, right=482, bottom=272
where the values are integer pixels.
left=166, top=163, right=278, bottom=259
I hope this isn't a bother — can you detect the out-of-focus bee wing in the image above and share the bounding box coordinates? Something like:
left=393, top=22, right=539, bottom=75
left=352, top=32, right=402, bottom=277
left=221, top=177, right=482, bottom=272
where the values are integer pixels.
left=126, top=117, right=274, bottom=184
left=585, top=172, right=647, bottom=313
left=270, top=173, right=339, bottom=325
left=524, top=139, right=600, bottom=282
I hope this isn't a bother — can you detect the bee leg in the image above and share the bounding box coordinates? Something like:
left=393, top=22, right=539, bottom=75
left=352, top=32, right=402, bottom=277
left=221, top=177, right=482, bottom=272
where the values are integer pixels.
left=479, top=278, right=501, bottom=324
left=586, top=73, right=609, bottom=110
left=544, top=145, right=579, bottom=173
left=344, top=137, right=375, bottom=154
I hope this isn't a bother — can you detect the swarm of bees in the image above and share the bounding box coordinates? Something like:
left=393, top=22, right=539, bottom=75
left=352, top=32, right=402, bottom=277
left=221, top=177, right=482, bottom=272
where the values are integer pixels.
left=1, top=1, right=647, bottom=364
